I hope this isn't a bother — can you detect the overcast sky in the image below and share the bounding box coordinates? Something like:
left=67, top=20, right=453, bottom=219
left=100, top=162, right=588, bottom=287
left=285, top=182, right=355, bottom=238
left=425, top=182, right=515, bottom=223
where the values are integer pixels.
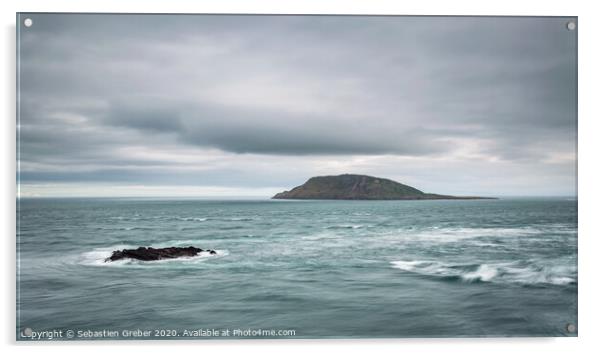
left=18, top=14, right=577, bottom=197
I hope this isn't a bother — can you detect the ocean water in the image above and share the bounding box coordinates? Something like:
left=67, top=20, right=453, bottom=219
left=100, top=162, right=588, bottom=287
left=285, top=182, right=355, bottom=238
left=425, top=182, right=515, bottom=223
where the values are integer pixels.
left=17, top=198, right=577, bottom=339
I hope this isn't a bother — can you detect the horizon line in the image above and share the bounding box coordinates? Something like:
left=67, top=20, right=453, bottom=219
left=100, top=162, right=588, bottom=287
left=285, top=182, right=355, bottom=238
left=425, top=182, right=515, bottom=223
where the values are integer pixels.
left=16, top=195, right=577, bottom=199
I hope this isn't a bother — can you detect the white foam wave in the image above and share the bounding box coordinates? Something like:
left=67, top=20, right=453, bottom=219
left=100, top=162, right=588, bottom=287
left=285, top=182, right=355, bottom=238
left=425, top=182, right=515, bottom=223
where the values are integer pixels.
left=326, top=224, right=364, bottom=229
left=422, top=227, right=541, bottom=240
left=390, top=259, right=576, bottom=286
left=390, top=260, right=430, bottom=272
left=176, top=217, right=208, bottom=222
left=502, top=263, right=577, bottom=285
left=380, top=225, right=577, bottom=245
left=461, top=264, right=498, bottom=282
left=225, top=217, right=255, bottom=221
left=548, top=276, right=576, bottom=285
left=390, top=260, right=450, bottom=276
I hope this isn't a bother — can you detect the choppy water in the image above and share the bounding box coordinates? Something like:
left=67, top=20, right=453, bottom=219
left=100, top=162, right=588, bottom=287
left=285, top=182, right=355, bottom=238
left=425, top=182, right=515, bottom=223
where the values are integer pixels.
left=17, top=198, right=577, bottom=339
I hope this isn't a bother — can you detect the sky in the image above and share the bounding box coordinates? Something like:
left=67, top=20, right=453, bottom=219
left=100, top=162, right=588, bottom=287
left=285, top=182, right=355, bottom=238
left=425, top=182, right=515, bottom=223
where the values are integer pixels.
left=17, top=14, right=577, bottom=197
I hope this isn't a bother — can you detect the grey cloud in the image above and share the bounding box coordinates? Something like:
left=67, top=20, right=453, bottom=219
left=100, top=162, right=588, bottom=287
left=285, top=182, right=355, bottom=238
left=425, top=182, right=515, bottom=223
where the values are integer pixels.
left=98, top=98, right=449, bottom=155
left=17, top=14, right=577, bottom=194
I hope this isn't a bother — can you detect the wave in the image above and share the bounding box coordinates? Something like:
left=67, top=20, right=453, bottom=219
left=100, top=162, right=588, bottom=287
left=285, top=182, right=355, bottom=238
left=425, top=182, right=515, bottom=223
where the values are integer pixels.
left=326, top=224, right=364, bottom=229
left=379, top=225, right=577, bottom=245
left=390, top=259, right=576, bottom=286
left=417, top=226, right=541, bottom=240
left=176, top=216, right=257, bottom=222
left=222, top=217, right=255, bottom=222
left=176, top=217, right=208, bottom=222
left=301, top=233, right=343, bottom=241
left=108, top=215, right=166, bottom=221
left=105, top=215, right=259, bottom=224
left=108, top=215, right=210, bottom=223
left=95, top=226, right=156, bottom=231
left=106, top=215, right=266, bottom=224
left=461, top=264, right=499, bottom=282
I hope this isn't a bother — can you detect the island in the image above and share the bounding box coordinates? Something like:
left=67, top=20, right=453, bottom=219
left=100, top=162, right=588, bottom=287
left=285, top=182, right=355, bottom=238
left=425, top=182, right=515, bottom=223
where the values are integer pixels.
left=105, top=246, right=217, bottom=262
left=272, top=174, right=496, bottom=200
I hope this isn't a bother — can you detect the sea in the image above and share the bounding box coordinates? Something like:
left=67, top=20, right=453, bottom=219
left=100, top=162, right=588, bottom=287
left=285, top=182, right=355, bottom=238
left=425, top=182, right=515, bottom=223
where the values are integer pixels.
left=16, top=197, right=577, bottom=340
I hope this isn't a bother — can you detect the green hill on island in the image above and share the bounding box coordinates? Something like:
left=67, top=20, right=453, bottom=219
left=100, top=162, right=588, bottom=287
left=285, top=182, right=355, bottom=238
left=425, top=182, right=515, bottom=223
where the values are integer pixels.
left=272, top=174, right=495, bottom=200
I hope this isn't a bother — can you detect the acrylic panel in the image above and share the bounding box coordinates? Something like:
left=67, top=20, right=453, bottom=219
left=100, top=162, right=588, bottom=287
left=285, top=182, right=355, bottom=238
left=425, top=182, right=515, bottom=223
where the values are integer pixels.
left=16, top=13, right=577, bottom=340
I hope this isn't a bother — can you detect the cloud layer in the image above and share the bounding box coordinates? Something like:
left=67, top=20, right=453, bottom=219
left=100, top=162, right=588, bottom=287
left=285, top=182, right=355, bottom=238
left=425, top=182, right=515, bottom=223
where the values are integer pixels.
left=18, top=14, right=577, bottom=196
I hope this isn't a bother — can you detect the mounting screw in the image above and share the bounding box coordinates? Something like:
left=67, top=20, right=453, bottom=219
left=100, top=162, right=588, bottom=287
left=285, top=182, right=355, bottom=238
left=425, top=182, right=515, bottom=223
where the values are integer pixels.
left=566, top=21, right=576, bottom=31
left=566, top=323, right=576, bottom=333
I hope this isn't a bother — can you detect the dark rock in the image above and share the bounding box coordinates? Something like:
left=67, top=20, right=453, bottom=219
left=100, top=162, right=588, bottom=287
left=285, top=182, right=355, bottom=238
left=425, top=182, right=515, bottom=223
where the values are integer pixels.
left=105, top=246, right=217, bottom=262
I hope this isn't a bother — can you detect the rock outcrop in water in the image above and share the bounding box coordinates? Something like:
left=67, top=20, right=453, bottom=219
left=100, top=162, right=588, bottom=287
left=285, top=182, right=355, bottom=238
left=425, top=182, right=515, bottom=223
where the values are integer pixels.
left=105, top=246, right=216, bottom=262
left=272, top=174, right=496, bottom=200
